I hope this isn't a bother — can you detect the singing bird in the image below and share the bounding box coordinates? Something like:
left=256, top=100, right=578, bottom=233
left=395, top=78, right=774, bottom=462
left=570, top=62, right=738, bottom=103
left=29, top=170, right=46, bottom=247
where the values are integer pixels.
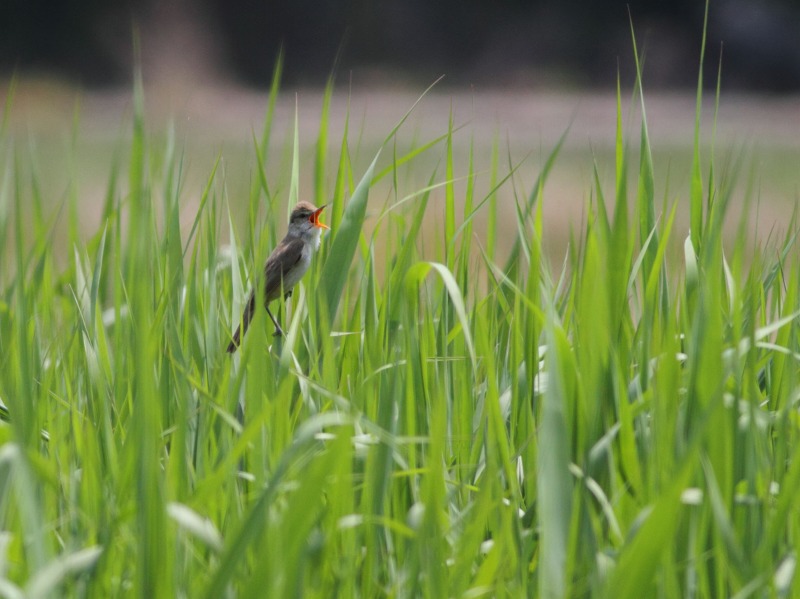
left=227, top=201, right=329, bottom=353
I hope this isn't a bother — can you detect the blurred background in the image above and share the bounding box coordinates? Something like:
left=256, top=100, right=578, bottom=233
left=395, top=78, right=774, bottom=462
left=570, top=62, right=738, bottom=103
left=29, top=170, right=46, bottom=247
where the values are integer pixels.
left=1, top=0, right=798, bottom=255
left=2, top=0, right=800, bottom=91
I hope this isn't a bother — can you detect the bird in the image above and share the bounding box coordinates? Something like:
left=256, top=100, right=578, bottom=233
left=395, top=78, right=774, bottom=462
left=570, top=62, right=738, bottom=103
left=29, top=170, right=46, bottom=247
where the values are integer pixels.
left=226, top=201, right=329, bottom=353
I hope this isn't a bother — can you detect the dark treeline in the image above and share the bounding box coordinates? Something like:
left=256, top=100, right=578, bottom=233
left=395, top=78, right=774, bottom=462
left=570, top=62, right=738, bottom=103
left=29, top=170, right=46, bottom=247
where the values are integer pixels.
left=2, top=0, right=800, bottom=91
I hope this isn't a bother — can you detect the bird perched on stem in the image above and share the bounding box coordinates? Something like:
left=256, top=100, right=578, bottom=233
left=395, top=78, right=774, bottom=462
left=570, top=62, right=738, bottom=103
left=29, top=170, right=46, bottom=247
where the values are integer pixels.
left=227, top=201, right=329, bottom=353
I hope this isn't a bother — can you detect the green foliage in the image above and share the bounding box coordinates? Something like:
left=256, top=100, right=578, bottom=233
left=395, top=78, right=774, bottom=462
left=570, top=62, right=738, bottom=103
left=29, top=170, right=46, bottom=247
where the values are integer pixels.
left=1, top=47, right=800, bottom=599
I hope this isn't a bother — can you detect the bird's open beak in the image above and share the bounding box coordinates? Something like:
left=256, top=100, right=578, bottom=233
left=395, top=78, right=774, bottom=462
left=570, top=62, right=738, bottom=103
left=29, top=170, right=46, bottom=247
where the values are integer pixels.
left=311, top=204, right=330, bottom=230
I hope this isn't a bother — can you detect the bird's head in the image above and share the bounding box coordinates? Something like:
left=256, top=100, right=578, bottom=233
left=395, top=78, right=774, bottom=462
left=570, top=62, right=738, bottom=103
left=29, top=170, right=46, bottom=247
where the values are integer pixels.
left=288, top=201, right=330, bottom=242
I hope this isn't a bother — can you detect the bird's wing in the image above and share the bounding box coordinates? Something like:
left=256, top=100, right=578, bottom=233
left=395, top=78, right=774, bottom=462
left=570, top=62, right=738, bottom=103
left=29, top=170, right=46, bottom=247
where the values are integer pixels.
left=263, top=237, right=306, bottom=301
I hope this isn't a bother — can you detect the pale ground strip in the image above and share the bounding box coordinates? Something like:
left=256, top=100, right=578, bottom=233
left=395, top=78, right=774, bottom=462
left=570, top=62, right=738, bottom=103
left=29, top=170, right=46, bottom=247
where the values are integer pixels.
left=3, top=82, right=799, bottom=255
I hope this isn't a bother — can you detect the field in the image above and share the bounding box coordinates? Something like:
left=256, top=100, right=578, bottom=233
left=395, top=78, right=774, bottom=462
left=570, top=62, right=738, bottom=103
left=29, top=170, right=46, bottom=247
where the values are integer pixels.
left=2, top=52, right=800, bottom=597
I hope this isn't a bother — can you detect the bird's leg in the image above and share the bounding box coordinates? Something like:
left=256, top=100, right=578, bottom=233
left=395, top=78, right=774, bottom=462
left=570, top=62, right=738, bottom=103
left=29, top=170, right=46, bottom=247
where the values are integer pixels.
left=270, top=289, right=293, bottom=337
left=266, top=305, right=285, bottom=337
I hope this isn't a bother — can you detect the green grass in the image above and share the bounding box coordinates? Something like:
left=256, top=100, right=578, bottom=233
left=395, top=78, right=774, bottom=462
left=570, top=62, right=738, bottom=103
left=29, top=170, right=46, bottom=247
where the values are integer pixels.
left=2, top=36, right=800, bottom=598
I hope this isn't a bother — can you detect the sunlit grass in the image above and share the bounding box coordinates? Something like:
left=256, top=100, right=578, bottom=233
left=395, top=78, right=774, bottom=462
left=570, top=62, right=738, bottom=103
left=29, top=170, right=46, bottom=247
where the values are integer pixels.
left=2, top=28, right=800, bottom=598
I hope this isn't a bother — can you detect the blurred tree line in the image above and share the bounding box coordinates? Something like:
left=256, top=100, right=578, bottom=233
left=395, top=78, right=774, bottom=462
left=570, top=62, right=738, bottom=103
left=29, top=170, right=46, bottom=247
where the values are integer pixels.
left=2, top=0, right=799, bottom=91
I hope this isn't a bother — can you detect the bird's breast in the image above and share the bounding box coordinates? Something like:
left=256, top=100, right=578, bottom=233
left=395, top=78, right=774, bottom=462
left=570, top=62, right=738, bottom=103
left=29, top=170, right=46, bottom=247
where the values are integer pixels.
left=282, top=248, right=313, bottom=290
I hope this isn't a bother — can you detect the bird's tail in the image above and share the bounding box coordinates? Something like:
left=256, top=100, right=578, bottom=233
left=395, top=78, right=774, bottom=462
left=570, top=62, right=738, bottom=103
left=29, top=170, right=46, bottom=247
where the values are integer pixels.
left=227, top=291, right=256, bottom=353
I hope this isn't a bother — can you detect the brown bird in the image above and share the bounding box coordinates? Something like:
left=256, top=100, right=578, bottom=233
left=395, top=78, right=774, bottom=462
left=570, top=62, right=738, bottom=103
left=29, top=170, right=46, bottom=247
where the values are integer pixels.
left=227, top=201, right=329, bottom=353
